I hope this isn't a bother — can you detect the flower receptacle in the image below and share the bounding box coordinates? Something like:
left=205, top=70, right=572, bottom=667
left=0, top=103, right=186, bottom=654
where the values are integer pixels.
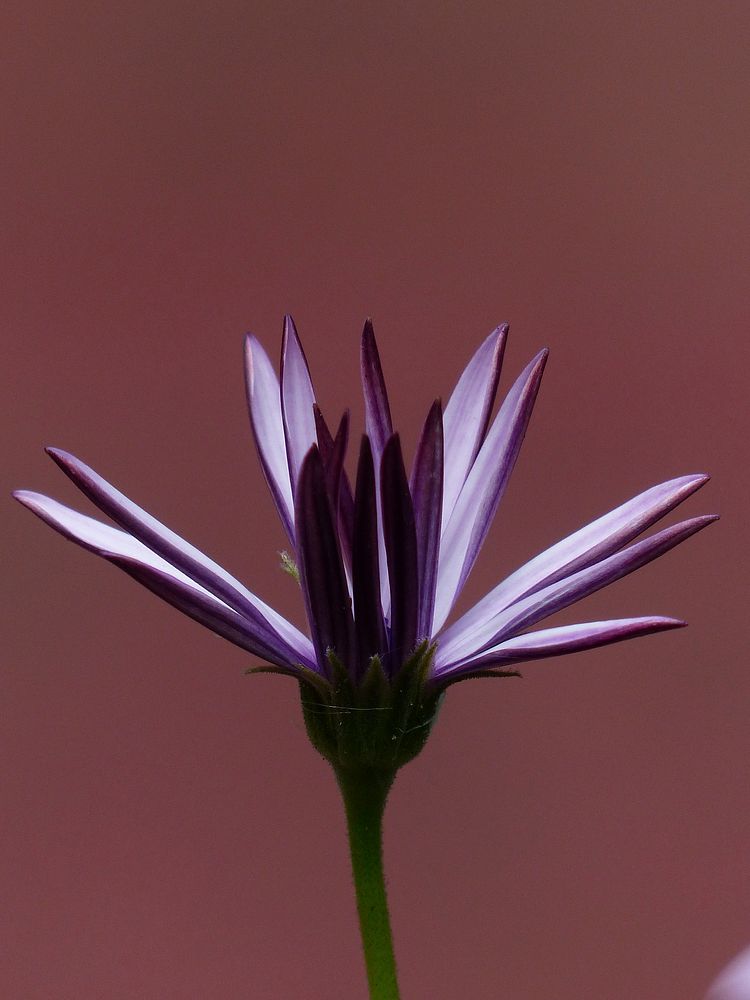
left=299, top=640, right=443, bottom=775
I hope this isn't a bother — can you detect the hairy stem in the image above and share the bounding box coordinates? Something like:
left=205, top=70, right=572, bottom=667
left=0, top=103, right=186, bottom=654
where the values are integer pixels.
left=335, top=766, right=400, bottom=1000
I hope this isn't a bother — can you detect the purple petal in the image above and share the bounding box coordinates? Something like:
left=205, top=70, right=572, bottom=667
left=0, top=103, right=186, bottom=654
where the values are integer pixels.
left=280, top=314, right=318, bottom=493
left=705, top=945, right=750, bottom=1000
left=381, top=434, right=418, bottom=669
left=352, top=436, right=388, bottom=675
left=437, top=514, right=718, bottom=669
left=360, top=319, right=393, bottom=461
left=295, top=446, right=355, bottom=674
left=436, top=617, right=686, bottom=680
left=43, top=449, right=315, bottom=667
left=360, top=319, right=393, bottom=613
left=433, top=348, right=549, bottom=632
left=437, top=473, right=710, bottom=662
left=410, top=400, right=444, bottom=640
left=107, top=554, right=305, bottom=672
left=244, top=334, right=295, bottom=542
left=314, top=406, right=355, bottom=588
left=315, top=408, right=350, bottom=506
left=13, top=491, right=307, bottom=670
left=442, top=324, right=507, bottom=531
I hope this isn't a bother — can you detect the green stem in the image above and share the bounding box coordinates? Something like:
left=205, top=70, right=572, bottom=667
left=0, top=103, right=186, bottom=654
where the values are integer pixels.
left=335, top=766, right=400, bottom=1000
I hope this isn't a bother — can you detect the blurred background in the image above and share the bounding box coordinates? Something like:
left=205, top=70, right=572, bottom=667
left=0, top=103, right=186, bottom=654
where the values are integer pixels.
left=2, top=2, right=747, bottom=997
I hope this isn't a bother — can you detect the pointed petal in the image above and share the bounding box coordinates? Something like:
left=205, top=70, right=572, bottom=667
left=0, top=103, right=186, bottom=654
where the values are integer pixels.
left=13, top=491, right=307, bottom=670
left=107, top=553, right=306, bottom=672
left=280, top=314, right=318, bottom=493
left=360, top=319, right=393, bottom=613
left=441, top=324, right=507, bottom=530
left=437, top=473, right=710, bottom=662
left=315, top=408, right=350, bottom=510
left=437, top=514, right=718, bottom=667
left=43, top=449, right=315, bottom=667
left=244, top=334, right=295, bottom=542
left=410, top=400, right=444, bottom=640
left=360, top=319, right=393, bottom=461
left=295, top=447, right=355, bottom=674
left=352, top=436, right=388, bottom=675
left=433, top=348, right=549, bottom=631
left=437, top=617, right=686, bottom=679
left=314, top=405, right=354, bottom=588
left=381, top=434, right=418, bottom=668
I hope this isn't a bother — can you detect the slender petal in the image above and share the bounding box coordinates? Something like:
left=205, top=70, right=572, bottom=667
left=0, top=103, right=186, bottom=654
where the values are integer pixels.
left=281, top=314, right=318, bottom=493
left=295, top=446, right=355, bottom=674
left=243, top=334, right=295, bottom=542
left=410, top=400, right=444, bottom=640
left=437, top=473, right=710, bottom=664
left=436, top=514, right=718, bottom=671
left=314, top=405, right=355, bottom=588
left=107, top=554, right=305, bottom=672
left=43, top=448, right=315, bottom=667
left=438, top=617, right=686, bottom=680
left=381, top=435, right=418, bottom=669
left=319, top=410, right=350, bottom=508
left=360, top=319, right=393, bottom=462
left=441, top=324, right=507, bottom=531
left=433, top=348, right=549, bottom=631
left=13, top=491, right=305, bottom=670
left=360, top=319, right=393, bottom=613
left=352, top=436, right=388, bottom=675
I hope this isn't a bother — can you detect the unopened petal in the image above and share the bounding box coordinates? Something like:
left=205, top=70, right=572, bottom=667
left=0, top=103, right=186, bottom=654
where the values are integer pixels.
left=381, top=434, right=419, bottom=670
left=410, top=400, right=444, bottom=640
left=360, top=319, right=393, bottom=615
left=295, top=447, right=355, bottom=674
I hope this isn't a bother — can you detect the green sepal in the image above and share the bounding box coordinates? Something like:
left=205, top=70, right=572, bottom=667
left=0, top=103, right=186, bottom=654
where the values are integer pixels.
left=299, top=642, right=442, bottom=775
left=434, top=667, right=522, bottom=690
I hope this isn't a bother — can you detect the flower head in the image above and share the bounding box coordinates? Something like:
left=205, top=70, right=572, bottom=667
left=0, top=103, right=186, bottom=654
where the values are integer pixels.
left=15, top=317, right=716, bottom=772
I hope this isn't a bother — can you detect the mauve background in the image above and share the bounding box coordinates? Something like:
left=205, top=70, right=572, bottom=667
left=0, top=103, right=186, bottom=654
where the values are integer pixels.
left=2, top=2, right=747, bottom=998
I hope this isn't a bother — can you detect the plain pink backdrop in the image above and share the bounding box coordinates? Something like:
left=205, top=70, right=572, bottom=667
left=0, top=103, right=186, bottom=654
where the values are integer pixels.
left=2, top=2, right=748, bottom=997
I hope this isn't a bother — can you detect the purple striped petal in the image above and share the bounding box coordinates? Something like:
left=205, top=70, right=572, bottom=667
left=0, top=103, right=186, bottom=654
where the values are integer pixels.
left=433, top=348, right=548, bottom=631
left=316, top=409, right=350, bottom=507
left=280, top=314, right=317, bottom=493
left=360, top=319, right=393, bottom=613
left=437, top=473, right=710, bottom=663
left=437, top=617, right=686, bottom=680
left=13, top=491, right=305, bottom=670
left=437, top=514, right=718, bottom=670
left=381, top=434, right=418, bottom=669
left=410, top=400, right=444, bottom=640
left=295, top=446, right=355, bottom=674
left=352, top=435, right=388, bottom=676
left=43, top=448, right=315, bottom=668
left=107, top=554, right=305, bottom=672
left=360, top=319, right=393, bottom=461
left=314, top=405, right=354, bottom=587
left=243, top=334, right=295, bottom=542
left=442, top=324, right=507, bottom=531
